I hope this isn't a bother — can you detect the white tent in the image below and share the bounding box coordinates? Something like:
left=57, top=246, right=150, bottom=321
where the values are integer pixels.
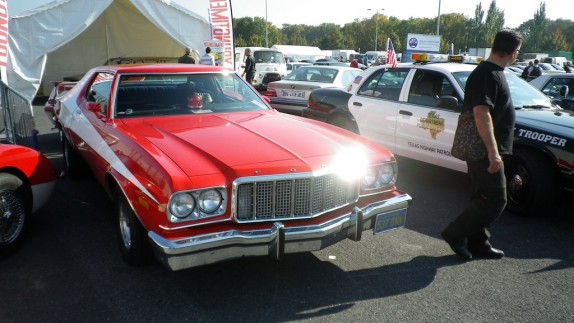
left=8, top=0, right=234, bottom=102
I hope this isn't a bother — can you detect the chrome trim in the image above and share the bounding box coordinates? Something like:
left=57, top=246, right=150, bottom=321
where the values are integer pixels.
left=148, top=193, right=412, bottom=271
left=231, top=172, right=360, bottom=223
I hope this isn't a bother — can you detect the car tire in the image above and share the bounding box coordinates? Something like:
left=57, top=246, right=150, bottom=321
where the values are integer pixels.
left=0, top=173, right=29, bottom=258
left=61, top=132, right=85, bottom=179
left=330, top=115, right=357, bottom=133
left=114, top=189, right=154, bottom=266
left=504, top=149, right=557, bottom=217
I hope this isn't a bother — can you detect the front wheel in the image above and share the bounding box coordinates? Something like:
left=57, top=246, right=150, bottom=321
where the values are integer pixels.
left=504, top=149, right=557, bottom=216
left=0, top=173, right=29, bottom=257
left=61, top=132, right=86, bottom=179
left=114, top=189, right=153, bottom=266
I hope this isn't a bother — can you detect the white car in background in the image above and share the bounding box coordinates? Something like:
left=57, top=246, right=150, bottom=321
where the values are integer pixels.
left=265, top=65, right=362, bottom=115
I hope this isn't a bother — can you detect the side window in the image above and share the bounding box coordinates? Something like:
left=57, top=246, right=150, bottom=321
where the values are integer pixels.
left=86, top=72, right=113, bottom=114
left=408, top=70, right=456, bottom=108
left=357, top=68, right=408, bottom=101
left=542, top=78, right=574, bottom=99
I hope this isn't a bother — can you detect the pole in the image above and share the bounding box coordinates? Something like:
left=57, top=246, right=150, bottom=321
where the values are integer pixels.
left=436, top=0, right=441, bottom=35
left=375, top=10, right=378, bottom=51
left=265, top=0, right=268, bottom=47
left=368, top=8, right=384, bottom=51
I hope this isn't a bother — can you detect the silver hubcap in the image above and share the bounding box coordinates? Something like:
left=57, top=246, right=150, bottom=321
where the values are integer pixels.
left=0, top=191, right=25, bottom=244
left=118, top=201, right=132, bottom=249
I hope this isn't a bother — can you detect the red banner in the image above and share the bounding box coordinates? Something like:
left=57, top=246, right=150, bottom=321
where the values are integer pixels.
left=208, top=0, right=233, bottom=68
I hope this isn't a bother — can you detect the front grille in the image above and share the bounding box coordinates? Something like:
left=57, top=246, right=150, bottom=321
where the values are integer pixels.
left=234, top=173, right=359, bottom=222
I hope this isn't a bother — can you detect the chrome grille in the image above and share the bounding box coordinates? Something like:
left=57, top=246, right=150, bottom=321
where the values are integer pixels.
left=234, top=173, right=358, bottom=222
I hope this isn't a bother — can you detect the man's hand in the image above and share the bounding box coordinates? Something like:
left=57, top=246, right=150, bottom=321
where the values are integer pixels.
left=487, top=152, right=503, bottom=174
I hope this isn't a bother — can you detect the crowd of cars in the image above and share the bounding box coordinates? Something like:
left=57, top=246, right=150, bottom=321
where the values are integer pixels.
left=4, top=50, right=573, bottom=271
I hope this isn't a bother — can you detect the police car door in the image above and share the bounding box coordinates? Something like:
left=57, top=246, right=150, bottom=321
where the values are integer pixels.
left=395, top=69, right=466, bottom=172
left=348, top=68, right=410, bottom=152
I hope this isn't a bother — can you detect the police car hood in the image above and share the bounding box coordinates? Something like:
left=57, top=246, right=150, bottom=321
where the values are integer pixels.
left=515, top=108, right=574, bottom=138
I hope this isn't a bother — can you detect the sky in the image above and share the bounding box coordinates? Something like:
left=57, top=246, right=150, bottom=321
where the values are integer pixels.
left=8, top=0, right=567, bottom=29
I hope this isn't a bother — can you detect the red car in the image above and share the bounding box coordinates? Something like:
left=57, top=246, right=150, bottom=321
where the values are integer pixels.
left=56, top=64, right=412, bottom=271
left=0, top=144, right=55, bottom=257
left=44, top=81, right=76, bottom=128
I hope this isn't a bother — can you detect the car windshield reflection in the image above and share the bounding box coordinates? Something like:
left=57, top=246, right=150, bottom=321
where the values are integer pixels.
left=114, top=73, right=269, bottom=117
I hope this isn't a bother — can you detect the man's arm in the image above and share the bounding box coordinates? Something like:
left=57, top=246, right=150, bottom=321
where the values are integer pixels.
left=473, top=105, right=502, bottom=173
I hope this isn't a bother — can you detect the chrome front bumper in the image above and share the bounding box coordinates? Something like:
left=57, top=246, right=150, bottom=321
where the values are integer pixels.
left=149, top=193, right=412, bottom=271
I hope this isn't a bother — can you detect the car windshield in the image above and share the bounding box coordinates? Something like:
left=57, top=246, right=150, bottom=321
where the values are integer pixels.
left=114, top=72, right=269, bottom=118
left=452, top=71, right=554, bottom=108
left=285, top=67, right=337, bottom=83
left=253, top=51, right=285, bottom=63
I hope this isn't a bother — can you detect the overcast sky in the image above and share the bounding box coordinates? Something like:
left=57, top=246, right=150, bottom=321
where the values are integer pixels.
left=8, top=0, right=567, bottom=29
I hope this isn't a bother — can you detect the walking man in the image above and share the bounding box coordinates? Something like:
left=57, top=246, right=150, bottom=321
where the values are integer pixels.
left=442, top=30, right=522, bottom=260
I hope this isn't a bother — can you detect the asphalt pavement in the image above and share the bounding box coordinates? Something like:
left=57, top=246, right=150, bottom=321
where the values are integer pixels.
left=0, top=105, right=573, bottom=323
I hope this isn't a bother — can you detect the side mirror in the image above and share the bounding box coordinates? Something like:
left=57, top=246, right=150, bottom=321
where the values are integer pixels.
left=437, top=95, right=460, bottom=111
left=87, top=101, right=101, bottom=112
left=261, top=95, right=271, bottom=104
left=559, top=85, right=569, bottom=99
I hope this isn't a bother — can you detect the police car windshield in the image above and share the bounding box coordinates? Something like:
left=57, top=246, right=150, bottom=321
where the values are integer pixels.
left=453, top=71, right=554, bottom=109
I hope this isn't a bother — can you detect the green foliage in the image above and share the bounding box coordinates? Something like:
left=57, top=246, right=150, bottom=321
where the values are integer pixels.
left=232, top=1, right=574, bottom=59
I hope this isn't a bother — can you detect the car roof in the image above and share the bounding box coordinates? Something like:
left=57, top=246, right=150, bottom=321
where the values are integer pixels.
left=368, top=62, right=477, bottom=74
left=95, top=64, right=232, bottom=74
left=298, top=65, right=361, bottom=71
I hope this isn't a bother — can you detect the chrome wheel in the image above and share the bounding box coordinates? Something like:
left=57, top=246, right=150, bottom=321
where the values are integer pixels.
left=118, top=198, right=132, bottom=250
left=0, top=189, right=26, bottom=245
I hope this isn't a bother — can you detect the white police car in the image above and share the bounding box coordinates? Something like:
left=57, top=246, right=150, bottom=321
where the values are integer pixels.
left=304, top=53, right=574, bottom=216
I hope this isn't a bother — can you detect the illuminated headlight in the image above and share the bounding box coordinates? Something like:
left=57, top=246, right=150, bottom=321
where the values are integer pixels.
left=198, top=189, right=223, bottom=214
left=361, top=163, right=398, bottom=192
left=169, top=193, right=195, bottom=218
left=167, top=187, right=226, bottom=223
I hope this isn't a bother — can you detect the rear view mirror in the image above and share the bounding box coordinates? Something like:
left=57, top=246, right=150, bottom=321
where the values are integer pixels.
left=559, top=85, right=569, bottom=99
left=87, top=102, right=101, bottom=112
left=437, top=95, right=460, bottom=111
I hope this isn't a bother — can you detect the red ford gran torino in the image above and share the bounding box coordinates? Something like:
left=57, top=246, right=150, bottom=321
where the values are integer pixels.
left=0, top=144, right=55, bottom=257
left=56, top=64, right=412, bottom=271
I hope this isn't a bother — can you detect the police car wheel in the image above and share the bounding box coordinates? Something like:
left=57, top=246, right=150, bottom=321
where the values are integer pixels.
left=504, top=149, right=557, bottom=217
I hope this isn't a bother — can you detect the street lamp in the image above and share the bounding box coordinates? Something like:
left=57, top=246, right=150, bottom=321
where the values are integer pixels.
left=436, top=0, right=441, bottom=35
left=368, top=8, right=384, bottom=51
left=265, top=0, right=269, bottom=48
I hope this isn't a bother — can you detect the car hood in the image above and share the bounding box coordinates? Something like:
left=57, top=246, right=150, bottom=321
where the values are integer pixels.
left=516, top=108, right=574, bottom=138
left=117, top=111, right=379, bottom=177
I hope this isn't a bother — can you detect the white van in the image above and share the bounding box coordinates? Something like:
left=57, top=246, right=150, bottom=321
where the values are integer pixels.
left=365, top=51, right=386, bottom=64
left=234, top=47, right=287, bottom=91
left=542, top=56, right=568, bottom=66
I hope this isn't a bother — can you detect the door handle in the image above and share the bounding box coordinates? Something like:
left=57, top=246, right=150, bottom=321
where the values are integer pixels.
left=399, top=110, right=413, bottom=116
left=352, top=102, right=362, bottom=107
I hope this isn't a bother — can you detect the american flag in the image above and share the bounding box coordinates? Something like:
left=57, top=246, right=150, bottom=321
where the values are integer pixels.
left=386, top=38, right=397, bottom=68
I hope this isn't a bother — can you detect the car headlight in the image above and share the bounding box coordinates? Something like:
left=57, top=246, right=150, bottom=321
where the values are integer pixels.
left=169, top=193, right=195, bottom=218
left=198, top=189, right=223, bottom=214
left=361, top=162, right=397, bottom=193
left=167, top=187, right=227, bottom=223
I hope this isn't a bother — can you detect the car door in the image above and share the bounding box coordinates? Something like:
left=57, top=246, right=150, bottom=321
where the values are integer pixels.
left=395, top=69, right=466, bottom=172
left=348, top=68, right=411, bottom=152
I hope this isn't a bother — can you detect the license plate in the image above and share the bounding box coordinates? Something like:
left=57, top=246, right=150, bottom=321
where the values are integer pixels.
left=373, top=208, right=407, bottom=235
left=280, top=90, right=306, bottom=98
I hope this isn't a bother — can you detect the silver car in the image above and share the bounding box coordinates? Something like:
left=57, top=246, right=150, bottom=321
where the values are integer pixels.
left=265, top=65, right=362, bottom=115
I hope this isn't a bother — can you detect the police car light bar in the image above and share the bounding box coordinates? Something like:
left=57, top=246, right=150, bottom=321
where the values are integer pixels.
left=411, top=53, right=484, bottom=64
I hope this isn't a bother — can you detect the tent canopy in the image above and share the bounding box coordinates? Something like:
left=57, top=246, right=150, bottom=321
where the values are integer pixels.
left=8, top=0, right=233, bottom=101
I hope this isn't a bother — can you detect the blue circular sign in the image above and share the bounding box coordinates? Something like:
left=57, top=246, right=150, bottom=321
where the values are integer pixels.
left=409, top=38, right=419, bottom=48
